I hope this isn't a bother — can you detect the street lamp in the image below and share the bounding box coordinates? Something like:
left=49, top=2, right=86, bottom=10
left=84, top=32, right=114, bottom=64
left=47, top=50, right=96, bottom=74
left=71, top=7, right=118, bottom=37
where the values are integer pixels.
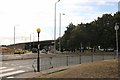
left=114, top=23, right=119, bottom=59
left=14, top=25, right=19, bottom=50
left=36, top=28, right=41, bottom=72
left=54, top=0, right=60, bottom=53
left=30, top=34, right=31, bottom=51
left=33, top=33, right=35, bottom=48
left=59, top=13, right=65, bottom=52
left=14, top=26, right=15, bottom=50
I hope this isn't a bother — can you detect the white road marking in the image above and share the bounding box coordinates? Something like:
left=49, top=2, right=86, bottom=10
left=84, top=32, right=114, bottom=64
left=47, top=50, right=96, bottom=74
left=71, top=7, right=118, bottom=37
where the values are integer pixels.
left=0, top=66, right=26, bottom=77
left=27, top=67, right=31, bottom=69
left=0, top=68, right=14, bottom=73
left=18, top=66, right=23, bottom=68
left=0, top=67, right=6, bottom=70
left=7, top=76, right=14, bottom=78
left=0, top=70, right=25, bottom=77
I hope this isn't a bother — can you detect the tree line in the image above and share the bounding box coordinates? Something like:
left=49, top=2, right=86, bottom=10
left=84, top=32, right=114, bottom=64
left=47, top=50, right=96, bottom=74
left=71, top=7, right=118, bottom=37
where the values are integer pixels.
left=56, top=12, right=120, bottom=52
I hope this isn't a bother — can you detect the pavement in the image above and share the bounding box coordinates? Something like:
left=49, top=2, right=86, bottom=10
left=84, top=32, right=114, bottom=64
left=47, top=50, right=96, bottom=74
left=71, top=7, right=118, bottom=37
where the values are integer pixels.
left=14, top=66, right=70, bottom=78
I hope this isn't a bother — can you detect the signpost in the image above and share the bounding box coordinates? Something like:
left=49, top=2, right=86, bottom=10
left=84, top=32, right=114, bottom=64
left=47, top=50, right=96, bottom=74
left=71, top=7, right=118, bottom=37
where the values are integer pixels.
left=115, top=23, right=119, bottom=59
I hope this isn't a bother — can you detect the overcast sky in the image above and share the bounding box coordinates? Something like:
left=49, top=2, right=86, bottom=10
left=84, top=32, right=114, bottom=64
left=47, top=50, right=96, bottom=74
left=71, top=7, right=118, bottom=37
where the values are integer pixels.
left=0, top=0, right=119, bottom=45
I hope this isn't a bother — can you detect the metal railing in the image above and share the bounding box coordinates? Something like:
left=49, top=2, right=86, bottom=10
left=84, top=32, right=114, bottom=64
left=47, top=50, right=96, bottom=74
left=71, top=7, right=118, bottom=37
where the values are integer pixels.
left=32, top=53, right=116, bottom=72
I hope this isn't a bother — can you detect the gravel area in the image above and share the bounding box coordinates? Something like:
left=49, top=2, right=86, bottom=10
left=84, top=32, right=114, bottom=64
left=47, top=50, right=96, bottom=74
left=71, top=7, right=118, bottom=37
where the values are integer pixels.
left=39, top=60, right=119, bottom=78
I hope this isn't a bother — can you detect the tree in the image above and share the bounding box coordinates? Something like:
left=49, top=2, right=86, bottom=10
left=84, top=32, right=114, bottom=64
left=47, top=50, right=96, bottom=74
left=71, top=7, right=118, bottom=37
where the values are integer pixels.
left=60, top=12, right=120, bottom=52
left=61, top=23, right=75, bottom=51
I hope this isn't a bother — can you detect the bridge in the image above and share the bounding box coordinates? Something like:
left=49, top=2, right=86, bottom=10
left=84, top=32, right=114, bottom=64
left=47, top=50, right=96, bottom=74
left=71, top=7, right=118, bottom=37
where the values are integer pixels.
left=7, top=40, right=54, bottom=51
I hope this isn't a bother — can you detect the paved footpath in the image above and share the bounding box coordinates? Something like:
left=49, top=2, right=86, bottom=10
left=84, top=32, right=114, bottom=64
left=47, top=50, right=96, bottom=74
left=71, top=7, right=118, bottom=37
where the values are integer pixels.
left=14, top=66, right=69, bottom=78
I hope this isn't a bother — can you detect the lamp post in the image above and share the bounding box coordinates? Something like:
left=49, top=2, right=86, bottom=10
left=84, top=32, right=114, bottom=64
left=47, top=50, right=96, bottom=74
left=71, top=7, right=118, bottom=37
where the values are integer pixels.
left=30, top=34, right=31, bottom=51
left=54, top=0, right=60, bottom=53
left=36, top=28, right=41, bottom=72
left=14, top=26, right=15, bottom=50
left=14, top=25, right=19, bottom=50
left=59, top=13, right=65, bottom=52
left=115, top=23, right=119, bottom=59
left=33, top=33, right=35, bottom=48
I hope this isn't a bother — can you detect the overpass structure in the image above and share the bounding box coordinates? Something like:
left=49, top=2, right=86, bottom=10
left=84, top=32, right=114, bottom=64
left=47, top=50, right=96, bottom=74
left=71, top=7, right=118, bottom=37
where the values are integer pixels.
left=7, top=40, right=54, bottom=51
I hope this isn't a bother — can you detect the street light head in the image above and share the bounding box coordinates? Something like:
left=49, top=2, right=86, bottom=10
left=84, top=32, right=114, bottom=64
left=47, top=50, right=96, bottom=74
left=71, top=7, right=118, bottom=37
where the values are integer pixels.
left=36, top=28, right=41, bottom=33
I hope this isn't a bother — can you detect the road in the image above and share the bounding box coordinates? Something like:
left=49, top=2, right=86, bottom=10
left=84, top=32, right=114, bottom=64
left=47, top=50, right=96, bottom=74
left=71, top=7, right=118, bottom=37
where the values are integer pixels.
left=1, top=53, right=115, bottom=78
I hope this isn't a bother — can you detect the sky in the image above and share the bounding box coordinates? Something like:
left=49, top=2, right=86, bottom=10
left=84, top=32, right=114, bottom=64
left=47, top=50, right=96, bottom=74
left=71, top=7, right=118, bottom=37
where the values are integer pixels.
left=0, top=0, right=119, bottom=45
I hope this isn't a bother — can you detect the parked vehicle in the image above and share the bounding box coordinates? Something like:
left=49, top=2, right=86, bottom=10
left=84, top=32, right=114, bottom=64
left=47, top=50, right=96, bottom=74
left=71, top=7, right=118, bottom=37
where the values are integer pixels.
left=32, top=48, right=38, bottom=53
left=41, top=49, right=47, bottom=54
left=14, top=49, right=25, bottom=54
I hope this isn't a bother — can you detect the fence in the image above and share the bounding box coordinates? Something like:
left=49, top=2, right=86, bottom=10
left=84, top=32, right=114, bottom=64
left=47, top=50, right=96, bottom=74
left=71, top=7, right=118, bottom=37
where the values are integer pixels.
left=32, top=53, right=116, bottom=71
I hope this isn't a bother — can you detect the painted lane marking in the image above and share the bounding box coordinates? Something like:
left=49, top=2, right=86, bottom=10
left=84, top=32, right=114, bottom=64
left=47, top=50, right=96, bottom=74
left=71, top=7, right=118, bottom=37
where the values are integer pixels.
left=0, top=68, right=14, bottom=73
left=18, top=66, right=23, bottom=68
left=0, top=70, right=25, bottom=77
left=7, top=76, right=14, bottom=78
left=0, top=67, right=6, bottom=70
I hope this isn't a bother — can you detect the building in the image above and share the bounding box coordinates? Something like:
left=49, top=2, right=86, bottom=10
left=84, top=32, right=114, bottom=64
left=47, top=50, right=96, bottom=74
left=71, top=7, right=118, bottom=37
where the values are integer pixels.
left=118, top=1, right=120, bottom=12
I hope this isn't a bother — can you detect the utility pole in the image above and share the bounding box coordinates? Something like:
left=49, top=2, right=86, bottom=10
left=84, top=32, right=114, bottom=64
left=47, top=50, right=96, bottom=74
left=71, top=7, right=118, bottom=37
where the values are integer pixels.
left=54, top=0, right=60, bottom=53
left=14, top=26, right=15, bottom=50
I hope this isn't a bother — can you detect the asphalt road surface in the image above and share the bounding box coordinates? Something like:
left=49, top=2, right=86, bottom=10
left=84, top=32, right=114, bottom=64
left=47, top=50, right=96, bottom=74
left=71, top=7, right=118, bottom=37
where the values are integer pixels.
left=1, top=54, right=115, bottom=78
